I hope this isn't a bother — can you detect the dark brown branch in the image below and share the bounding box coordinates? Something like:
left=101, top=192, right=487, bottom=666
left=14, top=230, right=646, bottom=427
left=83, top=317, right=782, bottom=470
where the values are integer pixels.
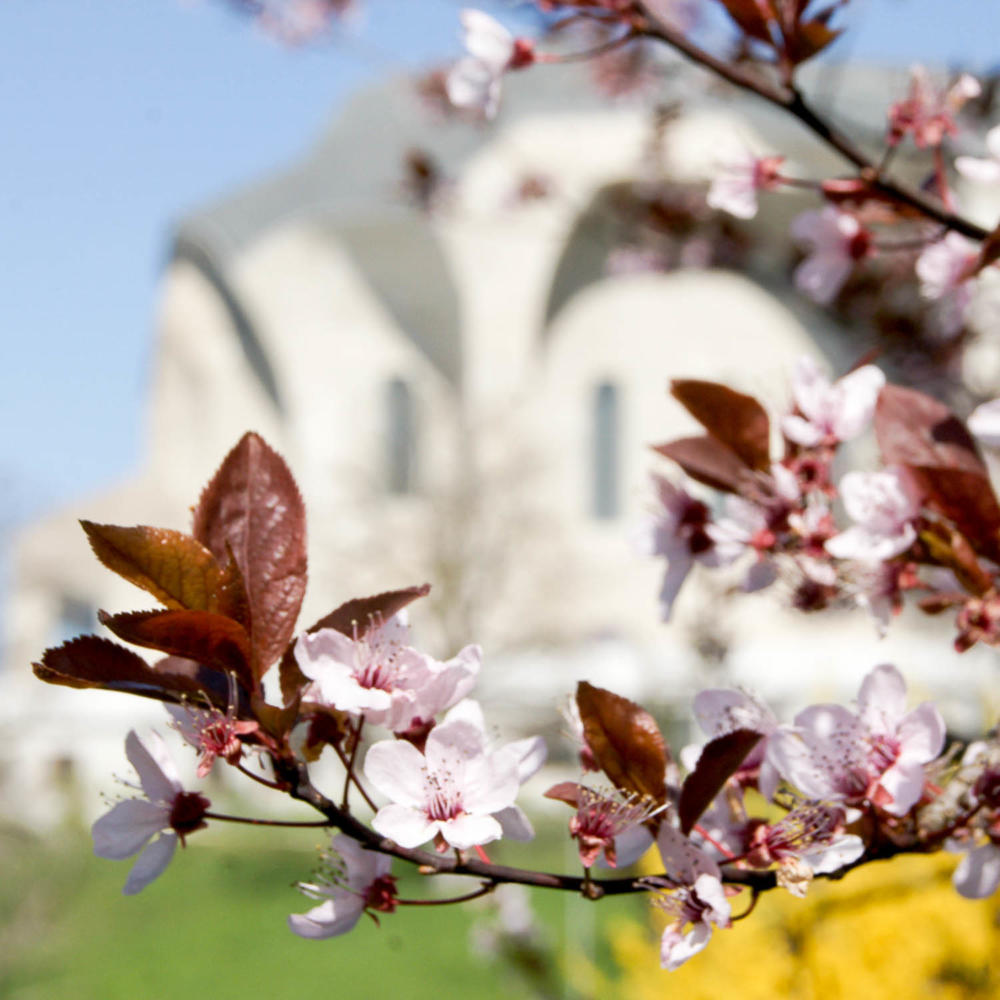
left=270, top=755, right=925, bottom=903
left=634, top=5, right=989, bottom=242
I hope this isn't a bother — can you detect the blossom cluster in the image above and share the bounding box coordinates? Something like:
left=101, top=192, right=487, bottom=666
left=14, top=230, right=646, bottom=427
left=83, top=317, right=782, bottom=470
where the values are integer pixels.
left=644, top=355, right=1000, bottom=654
left=32, top=419, right=1000, bottom=978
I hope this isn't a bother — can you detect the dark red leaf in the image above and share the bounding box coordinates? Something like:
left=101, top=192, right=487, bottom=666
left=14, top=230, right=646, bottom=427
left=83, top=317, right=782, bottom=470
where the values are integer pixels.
left=910, top=466, right=1000, bottom=565
left=653, top=435, right=746, bottom=493
left=670, top=380, right=771, bottom=472
left=192, top=433, right=308, bottom=679
left=99, top=609, right=254, bottom=692
left=33, top=635, right=208, bottom=704
left=575, top=682, right=669, bottom=806
left=679, top=729, right=761, bottom=835
left=875, top=385, right=986, bottom=475
left=709, top=0, right=776, bottom=44
left=277, top=584, right=431, bottom=706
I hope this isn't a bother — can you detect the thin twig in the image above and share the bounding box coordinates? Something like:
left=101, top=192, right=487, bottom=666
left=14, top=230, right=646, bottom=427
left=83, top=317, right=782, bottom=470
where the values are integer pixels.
left=633, top=4, right=989, bottom=241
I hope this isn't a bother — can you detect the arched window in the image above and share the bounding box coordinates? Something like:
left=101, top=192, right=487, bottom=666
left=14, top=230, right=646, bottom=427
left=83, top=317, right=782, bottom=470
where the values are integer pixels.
left=592, top=381, right=620, bottom=519
left=385, top=377, right=416, bottom=495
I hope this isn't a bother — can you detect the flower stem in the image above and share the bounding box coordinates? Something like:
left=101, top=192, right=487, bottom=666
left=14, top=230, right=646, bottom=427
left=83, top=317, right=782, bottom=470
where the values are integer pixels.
left=204, top=811, right=331, bottom=828
left=396, top=882, right=497, bottom=906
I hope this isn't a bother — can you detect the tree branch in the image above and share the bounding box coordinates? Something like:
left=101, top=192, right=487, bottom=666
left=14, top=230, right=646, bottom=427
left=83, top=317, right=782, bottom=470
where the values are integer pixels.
left=634, top=5, right=989, bottom=241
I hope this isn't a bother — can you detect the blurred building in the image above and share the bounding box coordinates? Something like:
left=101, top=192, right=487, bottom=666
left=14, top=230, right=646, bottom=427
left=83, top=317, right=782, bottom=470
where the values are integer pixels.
left=5, top=61, right=997, bottom=826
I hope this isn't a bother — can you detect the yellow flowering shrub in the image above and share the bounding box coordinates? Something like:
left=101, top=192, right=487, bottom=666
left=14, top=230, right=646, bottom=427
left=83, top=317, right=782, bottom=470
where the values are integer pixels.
left=595, top=854, right=999, bottom=999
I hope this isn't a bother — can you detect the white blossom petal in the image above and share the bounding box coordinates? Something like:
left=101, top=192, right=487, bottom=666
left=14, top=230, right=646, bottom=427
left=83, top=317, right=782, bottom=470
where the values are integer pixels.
left=123, top=833, right=178, bottom=895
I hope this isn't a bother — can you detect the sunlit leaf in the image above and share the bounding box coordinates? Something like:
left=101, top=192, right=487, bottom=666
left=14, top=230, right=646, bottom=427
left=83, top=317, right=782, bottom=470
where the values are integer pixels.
left=192, top=432, right=308, bottom=679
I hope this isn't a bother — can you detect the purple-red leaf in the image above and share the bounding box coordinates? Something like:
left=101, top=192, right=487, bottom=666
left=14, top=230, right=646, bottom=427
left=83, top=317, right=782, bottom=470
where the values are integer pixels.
left=192, top=433, right=308, bottom=679
left=709, top=0, right=776, bottom=44
left=575, top=682, right=669, bottom=806
left=653, top=435, right=747, bottom=494
left=98, top=609, right=254, bottom=692
left=875, top=385, right=986, bottom=476
left=670, top=380, right=772, bottom=472
left=679, top=728, right=761, bottom=835
left=33, top=635, right=208, bottom=704
left=277, top=583, right=431, bottom=706
left=910, top=465, right=1000, bottom=565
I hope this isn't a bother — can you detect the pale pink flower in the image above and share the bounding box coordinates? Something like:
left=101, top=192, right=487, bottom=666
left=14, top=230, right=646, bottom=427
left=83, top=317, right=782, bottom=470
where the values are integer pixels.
left=916, top=232, right=979, bottom=336
left=707, top=465, right=799, bottom=592
left=638, top=475, right=720, bottom=620
left=968, top=397, right=1000, bottom=447
left=289, top=834, right=397, bottom=939
left=824, top=467, right=920, bottom=562
left=294, top=616, right=479, bottom=733
left=956, top=125, right=1000, bottom=185
left=446, top=9, right=534, bottom=119
left=782, top=356, right=885, bottom=448
left=649, top=825, right=732, bottom=970
left=706, top=151, right=783, bottom=220
left=791, top=208, right=871, bottom=305
left=888, top=66, right=981, bottom=148
left=953, top=842, right=1000, bottom=899
left=544, top=781, right=658, bottom=868
left=767, top=664, right=946, bottom=816
left=745, top=802, right=864, bottom=897
left=440, top=699, right=546, bottom=841
left=92, top=730, right=209, bottom=895
left=166, top=673, right=259, bottom=778
left=364, top=713, right=521, bottom=850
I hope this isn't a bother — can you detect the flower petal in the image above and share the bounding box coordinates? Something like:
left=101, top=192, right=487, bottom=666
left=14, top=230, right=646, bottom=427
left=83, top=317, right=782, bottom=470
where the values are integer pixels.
left=954, top=844, right=1000, bottom=899
left=364, top=740, right=428, bottom=808
left=371, top=804, right=437, bottom=848
left=126, top=730, right=181, bottom=803
left=123, top=833, right=177, bottom=895
left=288, top=897, right=366, bottom=939
left=92, top=799, right=169, bottom=859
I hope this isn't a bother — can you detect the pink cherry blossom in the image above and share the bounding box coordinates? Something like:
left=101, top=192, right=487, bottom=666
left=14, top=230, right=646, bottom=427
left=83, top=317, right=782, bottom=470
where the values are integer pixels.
left=440, top=698, right=547, bottom=841
left=956, top=125, right=1000, bottom=185
left=639, top=475, right=720, bottom=620
left=166, top=672, right=259, bottom=778
left=824, top=467, right=920, bottom=562
left=706, top=464, right=799, bottom=591
left=766, top=664, right=946, bottom=816
left=916, top=232, right=979, bottom=337
left=294, top=616, right=479, bottom=733
left=92, top=730, right=210, bottom=895
left=953, top=842, right=1000, bottom=899
left=887, top=66, right=981, bottom=148
left=544, top=781, right=658, bottom=868
left=648, top=825, right=732, bottom=970
left=706, top=151, right=784, bottom=220
left=744, top=802, right=864, bottom=897
left=289, top=834, right=397, bottom=939
left=446, top=9, right=534, bottom=119
left=791, top=207, right=871, bottom=305
left=782, top=356, right=885, bottom=448
left=364, top=713, right=521, bottom=850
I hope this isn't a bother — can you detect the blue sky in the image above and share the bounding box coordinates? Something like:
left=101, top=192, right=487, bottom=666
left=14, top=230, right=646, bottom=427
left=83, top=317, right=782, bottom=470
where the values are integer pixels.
left=1, top=0, right=998, bottom=529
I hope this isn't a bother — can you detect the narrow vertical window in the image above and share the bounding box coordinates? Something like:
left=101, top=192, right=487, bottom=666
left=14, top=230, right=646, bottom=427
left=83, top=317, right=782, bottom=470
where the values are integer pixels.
left=592, top=381, right=620, bottom=519
left=385, top=377, right=415, bottom=495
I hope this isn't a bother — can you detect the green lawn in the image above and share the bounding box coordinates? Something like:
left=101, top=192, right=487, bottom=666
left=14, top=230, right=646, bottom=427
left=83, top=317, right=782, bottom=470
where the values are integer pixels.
left=0, top=823, right=645, bottom=1000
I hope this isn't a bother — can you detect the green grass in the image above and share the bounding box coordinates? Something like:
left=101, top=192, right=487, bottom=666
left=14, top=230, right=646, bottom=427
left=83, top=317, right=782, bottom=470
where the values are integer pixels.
left=0, top=823, right=646, bottom=1000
